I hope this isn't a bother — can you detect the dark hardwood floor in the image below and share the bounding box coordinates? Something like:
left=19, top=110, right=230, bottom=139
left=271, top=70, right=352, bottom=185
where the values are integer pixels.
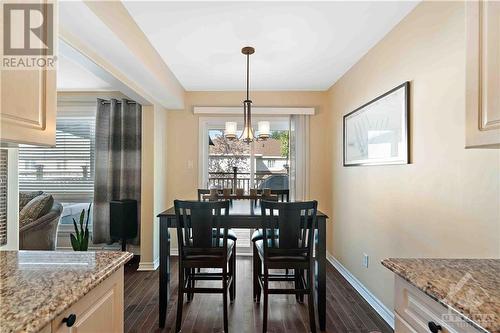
left=124, top=256, right=393, bottom=333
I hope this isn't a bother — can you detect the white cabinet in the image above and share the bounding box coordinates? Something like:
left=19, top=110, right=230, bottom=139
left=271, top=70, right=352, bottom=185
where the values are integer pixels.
left=394, top=277, right=481, bottom=333
left=51, top=267, right=124, bottom=333
left=0, top=1, right=57, bottom=146
left=466, top=1, right=500, bottom=148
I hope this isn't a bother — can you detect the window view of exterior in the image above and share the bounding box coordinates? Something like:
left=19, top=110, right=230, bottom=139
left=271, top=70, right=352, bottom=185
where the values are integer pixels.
left=19, top=116, right=95, bottom=231
left=208, top=128, right=289, bottom=192
left=255, top=130, right=289, bottom=190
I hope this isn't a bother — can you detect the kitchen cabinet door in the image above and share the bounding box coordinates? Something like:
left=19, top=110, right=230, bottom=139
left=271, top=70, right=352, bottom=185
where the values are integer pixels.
left=466, top=1, right=500, bottom=148
left=0, top=1, right=57, bottom=146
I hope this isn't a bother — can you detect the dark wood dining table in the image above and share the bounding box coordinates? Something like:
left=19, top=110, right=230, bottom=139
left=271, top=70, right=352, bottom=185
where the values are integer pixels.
left=157, top=199, right=329, bottom=331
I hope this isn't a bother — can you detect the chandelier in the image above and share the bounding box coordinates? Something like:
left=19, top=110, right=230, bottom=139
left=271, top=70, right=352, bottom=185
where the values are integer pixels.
left=224, top=46, right=270, bottom=143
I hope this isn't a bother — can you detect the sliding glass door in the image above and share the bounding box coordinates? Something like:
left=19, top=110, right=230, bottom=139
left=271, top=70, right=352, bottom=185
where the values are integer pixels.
left=202, top=117, right=290, bottom=252
left=205, top=117, right=290, bottom=193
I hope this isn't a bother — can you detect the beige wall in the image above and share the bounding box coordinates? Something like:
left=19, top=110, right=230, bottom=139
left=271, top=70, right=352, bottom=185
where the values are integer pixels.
left=139, top=104, right=169, bottom=269
left=327, top=0, right=500, bottom=310
left=165, top=90, right=333, bottom=216
left=139, top=105, right=155, bottom=267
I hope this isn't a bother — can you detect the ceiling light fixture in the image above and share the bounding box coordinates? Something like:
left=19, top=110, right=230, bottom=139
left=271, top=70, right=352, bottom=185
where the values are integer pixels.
left=225, top=46, right=269, bottom=143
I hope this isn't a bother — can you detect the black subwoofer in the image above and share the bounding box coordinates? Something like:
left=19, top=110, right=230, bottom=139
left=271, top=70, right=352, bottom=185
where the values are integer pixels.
left=110, top=199, right=138, bottom=251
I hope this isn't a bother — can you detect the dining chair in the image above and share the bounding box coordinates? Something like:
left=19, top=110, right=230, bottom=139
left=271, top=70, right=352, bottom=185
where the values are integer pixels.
left=251, top=189, right=290, bottom=278
left=197, top=188, right=237, bottom=242
left=255, top=189, right=290, bottom=202
left=174, top=200, right=236, bottom=333
left=197, top=188, right=224, bottom=201
left=254, top=200, right=318, bottom=333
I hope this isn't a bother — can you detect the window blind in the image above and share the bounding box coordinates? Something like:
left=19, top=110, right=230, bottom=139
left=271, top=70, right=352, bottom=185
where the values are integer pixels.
left=19, top=116, right=96, bottom=202
left=0, top=149, right=8, bottom=246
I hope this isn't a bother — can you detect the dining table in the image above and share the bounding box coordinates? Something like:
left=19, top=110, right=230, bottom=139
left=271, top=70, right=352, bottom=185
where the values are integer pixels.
left=156, top=199, right=329, bottom=331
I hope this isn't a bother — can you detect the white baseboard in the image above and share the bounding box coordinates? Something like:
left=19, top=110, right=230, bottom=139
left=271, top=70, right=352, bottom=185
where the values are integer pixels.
left=326, top=253, right=395, bottom=329
left=137, top=257, right=159, bottom=271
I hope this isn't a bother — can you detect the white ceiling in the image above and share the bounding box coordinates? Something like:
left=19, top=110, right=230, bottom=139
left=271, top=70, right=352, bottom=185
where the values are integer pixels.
left=124, top=1, right=419, bottom=91
left=57, top=52, right=114, bottom=91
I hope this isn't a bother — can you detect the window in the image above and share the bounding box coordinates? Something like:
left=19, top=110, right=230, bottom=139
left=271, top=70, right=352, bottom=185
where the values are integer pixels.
left=19, top=115, right=96, bottom=233
left=19, top=116, right=96, bottom=202
left=203, top=118, right=291, bottom=252
left=0, top=149, right=8, bottom=246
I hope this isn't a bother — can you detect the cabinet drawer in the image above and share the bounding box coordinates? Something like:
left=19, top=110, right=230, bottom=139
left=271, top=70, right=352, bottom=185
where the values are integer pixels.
left=52, top=267, right=124, bottom=333
left=394, top=277, right=480, bottom=333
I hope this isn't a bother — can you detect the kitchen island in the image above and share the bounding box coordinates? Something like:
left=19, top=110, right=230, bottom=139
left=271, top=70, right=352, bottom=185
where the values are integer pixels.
left=0, top=250, right=132, bottom=333
left=383, top=258, right=499, bottom=333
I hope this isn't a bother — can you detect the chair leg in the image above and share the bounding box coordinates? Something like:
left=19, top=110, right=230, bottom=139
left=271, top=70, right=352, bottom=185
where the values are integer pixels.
left=230, top=245, right=236, bottom=302
left=223, top=270, right=229, bottom=333
left=253, top=244, right=260, bottom=302
left=262, top=268, right=269, bottom=333
left=293, top=269, right=300, bottom=303
left=176, top=265, right=184, bottom=333
left=186, top=268, right=193, bottom=302
left=307, top=267, right=317, bottom=333
left=191, top=268, right=196, bottom=302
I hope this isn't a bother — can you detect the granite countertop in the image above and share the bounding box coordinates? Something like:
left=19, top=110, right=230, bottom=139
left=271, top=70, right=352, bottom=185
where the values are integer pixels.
left=382, top=258, right=499, bottom=333
left=0, top=250, right=133, bottom=333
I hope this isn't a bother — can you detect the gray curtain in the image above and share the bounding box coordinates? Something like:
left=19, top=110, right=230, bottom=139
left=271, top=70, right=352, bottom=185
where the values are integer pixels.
left=93, top=99, right=142, bottom=244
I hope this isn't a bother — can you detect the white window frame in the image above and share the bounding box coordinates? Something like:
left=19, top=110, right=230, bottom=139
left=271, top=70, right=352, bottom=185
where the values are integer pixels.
left=198, top=116, right=291, bottom=189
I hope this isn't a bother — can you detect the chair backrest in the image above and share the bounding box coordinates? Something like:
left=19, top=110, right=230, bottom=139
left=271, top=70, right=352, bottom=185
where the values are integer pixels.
left=197, top=189, right=210, bottom=201
left=256, top=189, right=290, bottom=202
left=197, top=188, right=224, bottom=201
left=174, top=200, right=230, bottom=259
left=260, top=200, right=317, bottom=260
left=271, top=189, right=290, bottom=202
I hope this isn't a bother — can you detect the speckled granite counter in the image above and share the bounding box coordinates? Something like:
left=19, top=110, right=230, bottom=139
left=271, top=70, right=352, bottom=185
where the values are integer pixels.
left=382, top=258, right=499, bottom=333
left=0, top=250, right=133, bottom=333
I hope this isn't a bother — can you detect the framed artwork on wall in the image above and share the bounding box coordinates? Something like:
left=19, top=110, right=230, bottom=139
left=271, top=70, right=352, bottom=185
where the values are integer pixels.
left=343, top=81, right=410, bottom=166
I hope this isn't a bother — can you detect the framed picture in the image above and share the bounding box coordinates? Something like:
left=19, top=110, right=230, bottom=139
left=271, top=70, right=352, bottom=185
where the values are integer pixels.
left=343, top=82, right=410, bottom=166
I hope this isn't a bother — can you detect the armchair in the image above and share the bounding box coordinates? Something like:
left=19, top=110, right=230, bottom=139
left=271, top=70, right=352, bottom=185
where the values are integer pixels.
left=19, top=202, right=63, bottom=250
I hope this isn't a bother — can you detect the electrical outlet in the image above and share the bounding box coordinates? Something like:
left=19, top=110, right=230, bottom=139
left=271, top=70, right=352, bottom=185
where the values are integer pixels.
left=362, top=253, right=369, bottom=268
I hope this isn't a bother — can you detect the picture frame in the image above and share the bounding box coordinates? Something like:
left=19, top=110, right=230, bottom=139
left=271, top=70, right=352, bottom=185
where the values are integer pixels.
left=343, top=82, right=410, bottom=166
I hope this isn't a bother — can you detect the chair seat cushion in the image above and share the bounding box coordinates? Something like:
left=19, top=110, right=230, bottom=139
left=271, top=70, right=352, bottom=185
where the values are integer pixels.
left=184, top=239, right=235, bottom=261
left=213, top=228, right=237, bottom=241
left=254, top=239, right=307, bottom=262
left=251, top=229, right=279, bottom=242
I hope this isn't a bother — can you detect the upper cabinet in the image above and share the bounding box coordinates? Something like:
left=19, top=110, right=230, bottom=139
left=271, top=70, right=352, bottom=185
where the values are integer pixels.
left=0, top=1, right=57, bottom=147
left=466, top=1, right=500, bottom=148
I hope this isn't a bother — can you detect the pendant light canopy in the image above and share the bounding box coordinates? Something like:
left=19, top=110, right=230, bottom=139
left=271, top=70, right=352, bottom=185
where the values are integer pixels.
left=225, top=46, right=268, bottom=143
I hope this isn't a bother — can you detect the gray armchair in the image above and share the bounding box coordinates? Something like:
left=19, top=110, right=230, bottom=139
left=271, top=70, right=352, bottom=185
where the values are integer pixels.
left=19, top=202, right=63, bottom=250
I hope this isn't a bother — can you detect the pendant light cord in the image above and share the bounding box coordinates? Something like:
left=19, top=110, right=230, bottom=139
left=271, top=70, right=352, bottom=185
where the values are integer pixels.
left=246, top=53, right=250, bottom=101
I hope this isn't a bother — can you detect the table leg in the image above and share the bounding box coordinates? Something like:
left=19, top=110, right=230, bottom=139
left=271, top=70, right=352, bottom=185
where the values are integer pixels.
left=316, top=218, right=326, bottom=331
left=159, top=220, right=170, bottom=328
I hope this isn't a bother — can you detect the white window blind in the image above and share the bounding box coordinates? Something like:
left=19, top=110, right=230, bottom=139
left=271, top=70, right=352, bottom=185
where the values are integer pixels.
left=19, top=116, right=96, bottom=202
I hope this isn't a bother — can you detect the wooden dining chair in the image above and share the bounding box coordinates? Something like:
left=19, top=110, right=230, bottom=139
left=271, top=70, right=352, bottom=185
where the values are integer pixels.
left=251, top=189, right=290, bottom=277
left=270, top=189, right=290, bottom=202
left=254, top=200, right=318, bottom=333
left=197, top=188, right=224, bottom=201
left=197, top=188, right=237, bottom=241
left=174, top=200, right=236, bottom=333
left=255, top=189, right=290, bottom=202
